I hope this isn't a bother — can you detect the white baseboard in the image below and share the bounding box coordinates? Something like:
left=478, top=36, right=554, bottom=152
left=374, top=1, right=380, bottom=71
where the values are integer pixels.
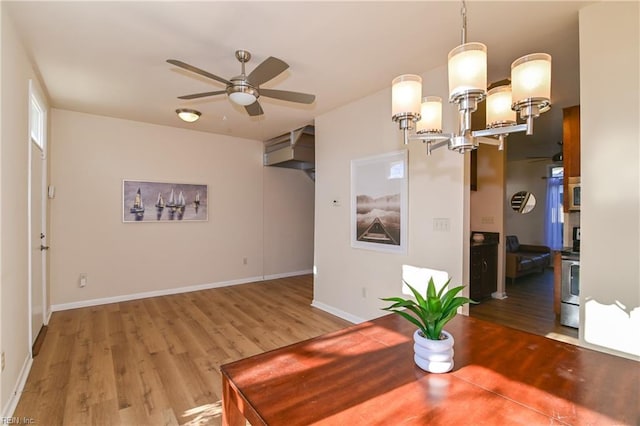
left=263, top=269, right=313, bottom=281
left=1, top=354, right=32, bottom=418
left=492, top=291, right=508, bottom=300
left=44, top=308, right=52, bottom=326
left=51, top=275, right=265, bottom=312
left=311, top=300, right=366, bottom=324
left=51, top=270, right=314, bottom=312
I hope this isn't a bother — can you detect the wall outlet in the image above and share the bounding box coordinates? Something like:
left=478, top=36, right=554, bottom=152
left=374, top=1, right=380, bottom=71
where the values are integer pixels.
left=243, top=257, right=248, bottom=265
left=79, top=273, right=87, bottom=288
left=361, top=287, right=367, bottom=298
left=1, top=351, right=5, bottom=372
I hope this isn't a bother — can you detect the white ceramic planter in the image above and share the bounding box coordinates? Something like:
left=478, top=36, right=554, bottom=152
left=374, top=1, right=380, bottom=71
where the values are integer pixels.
left=413, top=329, right=454, bottom=373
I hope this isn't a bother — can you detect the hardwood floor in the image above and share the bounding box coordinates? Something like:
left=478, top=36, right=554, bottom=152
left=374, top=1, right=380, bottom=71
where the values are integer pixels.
left=15, top=271, right=579, bottom=425
left=14, top=275, right=352, bottom=426
left=470, top=268, right=579, bottom=345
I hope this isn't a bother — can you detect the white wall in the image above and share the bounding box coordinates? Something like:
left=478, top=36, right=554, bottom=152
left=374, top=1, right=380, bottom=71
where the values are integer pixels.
left=0, top=8, right=49, bottom=415
left=49, top=110, right=315, bottom=308
left=263, top=166, right=315, bottom=277
left=1, top=6, right=317, bottom=412
left=471, top=144, right=506, bottom=295
left=505, top=159, right=551, bottom=245
left=579, top=2, right=639, bottom=359
left=313, top=64, right=468, bottom=322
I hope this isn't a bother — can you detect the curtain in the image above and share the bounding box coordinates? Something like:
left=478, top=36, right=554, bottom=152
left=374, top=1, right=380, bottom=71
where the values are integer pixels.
left=545, top=176, right=563, bottom=250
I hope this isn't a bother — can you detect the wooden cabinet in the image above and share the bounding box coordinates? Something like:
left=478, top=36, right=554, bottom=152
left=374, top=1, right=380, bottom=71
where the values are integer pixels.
left=563, top=105, right=580, bottom=212
left=470, top=241, right=498, bottom=300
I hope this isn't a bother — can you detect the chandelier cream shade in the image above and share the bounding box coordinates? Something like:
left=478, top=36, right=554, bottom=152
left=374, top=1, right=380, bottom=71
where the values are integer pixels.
left=391, top=1, right=552, bottom=154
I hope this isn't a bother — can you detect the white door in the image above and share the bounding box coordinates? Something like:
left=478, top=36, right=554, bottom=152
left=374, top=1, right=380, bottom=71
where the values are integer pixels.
left=29, top=81, right=48, bottom=350
left=30, top=141, right=45, bottom=345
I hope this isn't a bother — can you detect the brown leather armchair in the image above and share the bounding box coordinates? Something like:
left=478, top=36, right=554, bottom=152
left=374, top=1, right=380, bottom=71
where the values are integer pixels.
left=505, top=235, right=551, bottom=284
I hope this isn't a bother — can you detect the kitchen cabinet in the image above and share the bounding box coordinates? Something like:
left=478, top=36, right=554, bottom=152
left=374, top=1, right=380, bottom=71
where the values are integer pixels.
left=470, top=233, right=498, bottom=300
left=563, top=105, right=580, bottom=212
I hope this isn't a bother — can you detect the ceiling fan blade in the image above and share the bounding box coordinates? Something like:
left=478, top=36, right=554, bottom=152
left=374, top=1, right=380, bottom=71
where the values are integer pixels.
left=247, top=57, right=289, bottom=86
left=178, top=90, right=226, bottom=100
left=260, top=88, right=315, bottom=104
left=245, top=101, right=264, bottom=116
left=167, top=59, right=231, bottom=86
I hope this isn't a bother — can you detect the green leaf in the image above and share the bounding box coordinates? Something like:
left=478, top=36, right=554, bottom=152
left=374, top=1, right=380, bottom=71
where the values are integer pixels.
left=385, top=309, right=427, bottom=334
left=426, top=278, right=437, bottom=299
left=436, top=278, right=452, bottom=299
left=403, top=281, right=428, bottom=310
left=440, top=285, right=465, bottom=306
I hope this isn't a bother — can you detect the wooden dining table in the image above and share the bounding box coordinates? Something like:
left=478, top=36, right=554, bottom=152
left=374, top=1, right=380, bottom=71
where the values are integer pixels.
left=221, top=313, right=639, bottom=425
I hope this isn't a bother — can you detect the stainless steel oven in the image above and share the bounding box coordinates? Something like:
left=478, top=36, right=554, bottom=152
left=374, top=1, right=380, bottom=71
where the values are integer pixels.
left=561, top=258, right=580, bottom=328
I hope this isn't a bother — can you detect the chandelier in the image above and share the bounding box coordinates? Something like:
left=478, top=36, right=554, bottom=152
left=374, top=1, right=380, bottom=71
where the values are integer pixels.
left=391, top=1, right=551, bottom=154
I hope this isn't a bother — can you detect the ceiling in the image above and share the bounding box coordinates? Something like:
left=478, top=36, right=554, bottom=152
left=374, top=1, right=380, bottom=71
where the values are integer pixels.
left=5, top=1, right=588, bottom=159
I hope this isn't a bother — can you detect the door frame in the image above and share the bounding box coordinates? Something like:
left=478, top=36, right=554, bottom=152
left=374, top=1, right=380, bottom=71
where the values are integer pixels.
left=27, top=79, right=49, bottom=354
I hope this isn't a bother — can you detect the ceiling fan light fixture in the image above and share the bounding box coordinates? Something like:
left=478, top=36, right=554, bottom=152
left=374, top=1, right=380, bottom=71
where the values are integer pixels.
left=228, top=83, right=258, bottom=106
left=229, top=91, right=257, bottom=106
left=176, top=108, right=201, bottom=123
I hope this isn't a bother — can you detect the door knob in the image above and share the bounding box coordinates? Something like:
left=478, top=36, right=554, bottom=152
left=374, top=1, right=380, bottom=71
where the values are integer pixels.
left=40, top=245, right=49, bottom=251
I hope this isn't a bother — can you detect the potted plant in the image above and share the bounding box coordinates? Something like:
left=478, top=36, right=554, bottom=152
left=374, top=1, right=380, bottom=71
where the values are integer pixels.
left=381, top=277, right=473, bottom=373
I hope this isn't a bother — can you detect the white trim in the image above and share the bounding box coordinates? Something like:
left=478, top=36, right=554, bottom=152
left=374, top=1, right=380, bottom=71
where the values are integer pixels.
left=263, top=269, right=313, bottom=281
left=1, top=355, right=32, bottom=418
left=310, top=300, right=366, bottom=324
left=51, top=275, right=264, bottom=311
left=52, top=270, right=316, bottom=312
left=491, top=291, right=508, bottom=300
left=51, top=277, right=263, bottom=312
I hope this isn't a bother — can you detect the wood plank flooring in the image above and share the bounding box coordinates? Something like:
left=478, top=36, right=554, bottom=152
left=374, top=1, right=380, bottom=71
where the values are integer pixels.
left=470, top=268, right=579, bottom=345
left=14, top=275, right=352, bottom=426
left=15, top=271, right=578, bottom=425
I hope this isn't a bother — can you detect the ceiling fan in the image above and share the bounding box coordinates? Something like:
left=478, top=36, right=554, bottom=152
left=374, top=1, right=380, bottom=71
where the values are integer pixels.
left=527, top=141, right=563, bottom=163
left=167, top=50, right=316, bottom=116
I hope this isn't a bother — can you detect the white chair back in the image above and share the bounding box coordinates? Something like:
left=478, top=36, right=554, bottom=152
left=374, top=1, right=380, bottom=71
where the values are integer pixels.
left=401, top=264, right=449, bottom=297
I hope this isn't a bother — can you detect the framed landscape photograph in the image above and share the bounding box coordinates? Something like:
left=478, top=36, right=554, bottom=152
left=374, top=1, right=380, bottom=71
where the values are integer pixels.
left=122, top=180, right=208, bottom=223
left=351, top=150, right=408, bottom=253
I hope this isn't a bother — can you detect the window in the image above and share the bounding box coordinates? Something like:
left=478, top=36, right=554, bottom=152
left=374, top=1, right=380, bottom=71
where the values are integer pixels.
left=545, top=166, right=564, bottom=249
left=29, top=83, right=45, bottom=150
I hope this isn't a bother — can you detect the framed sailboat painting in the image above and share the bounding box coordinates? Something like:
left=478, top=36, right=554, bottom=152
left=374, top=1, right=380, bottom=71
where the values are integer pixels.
left=122, top=180, right=208, bottom=223
left=351, top=150, right=407, bottom=254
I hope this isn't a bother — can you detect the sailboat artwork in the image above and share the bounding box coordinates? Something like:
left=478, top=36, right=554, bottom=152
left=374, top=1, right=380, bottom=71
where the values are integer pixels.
left=193, top=192, right=201, bottom=214
left=165, top=188, right=178, bottom=217
left=155, top=192, right=165, bottom=209
left=176, top=191, right=186, bottom=219
left=155, top=192, right=165, bottom=220
left=129, top=188, right=145, bottom=220
left=123, top=180, right=208, bottom=223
